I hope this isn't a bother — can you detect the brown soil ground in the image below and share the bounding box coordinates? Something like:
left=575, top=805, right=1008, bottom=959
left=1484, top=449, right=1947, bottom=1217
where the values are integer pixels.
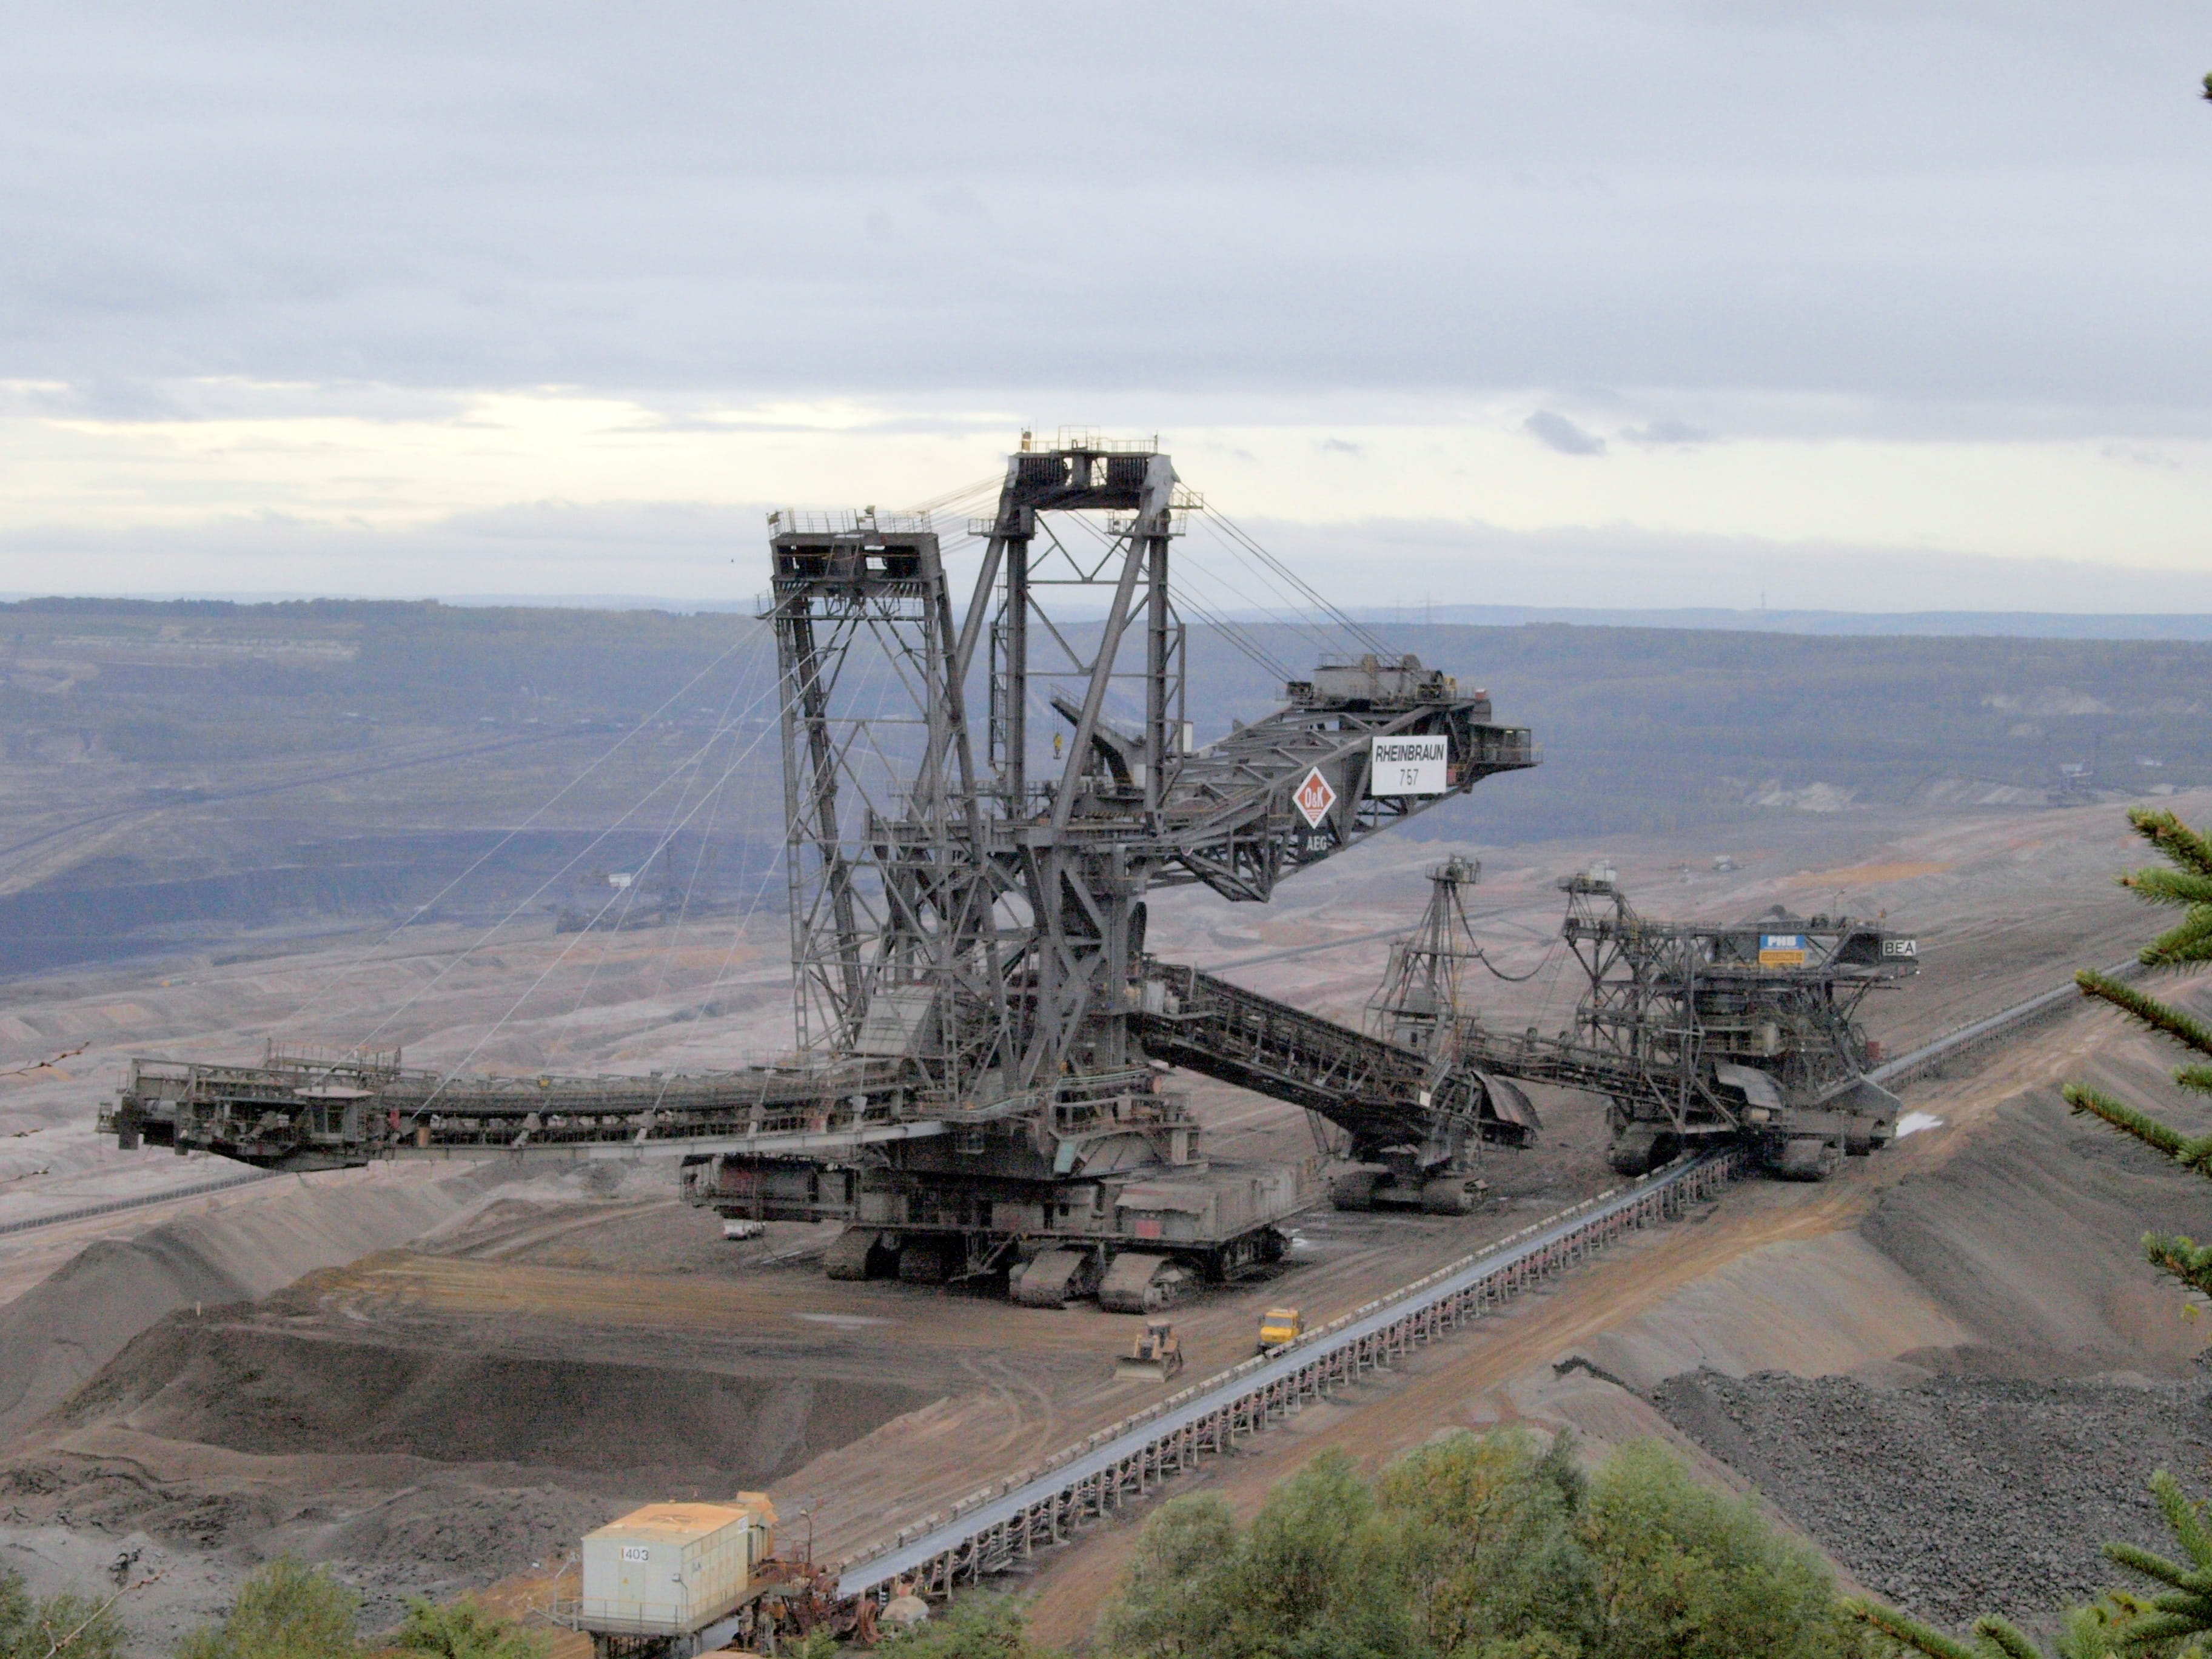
left=0, top=794, right=2193, bottom=1653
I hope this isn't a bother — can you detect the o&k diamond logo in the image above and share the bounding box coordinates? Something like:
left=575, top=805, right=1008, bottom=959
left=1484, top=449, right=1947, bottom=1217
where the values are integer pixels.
left=1293, top=766, right=1336, bottom=829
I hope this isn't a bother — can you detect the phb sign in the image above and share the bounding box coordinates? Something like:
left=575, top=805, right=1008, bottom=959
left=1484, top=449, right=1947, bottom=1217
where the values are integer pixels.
left=1758, top=933, right=1808, bottom=968
left=1369, top=734, right=1449, bottom=796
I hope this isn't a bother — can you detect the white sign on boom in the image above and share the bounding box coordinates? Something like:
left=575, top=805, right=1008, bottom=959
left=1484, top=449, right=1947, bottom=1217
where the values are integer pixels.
left=1369, top=734, right=1449, bottom=796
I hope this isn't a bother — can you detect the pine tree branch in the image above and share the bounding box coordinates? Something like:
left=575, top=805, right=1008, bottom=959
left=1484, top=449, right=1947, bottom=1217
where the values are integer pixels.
left=2076, top=973, right=2212, bottom=1064
left=2144, top=909, right=2212, bottom=969
left=2106, top=1541, right=2196, bottom=1590
left=2152, top=1472, right=2212, bottom=1572
left=2050, top=820, right=2212, bottom=1653
left=2116, top=808, right=2212, bottom=963
left=1971, top=1616, right=2049, bottom=1659
left=2130, top=809, right=2212, bottom=882
left=2142, top=1235, right=2212, bottom=1299
left=1847, top=1597, right=2011, bottom=1658
left=2063, top=1084, right=2209, bottom=1168
left=2118, top=870, right=2212, bottom=913
left=2110, top=1607, right=2212, bottom=1644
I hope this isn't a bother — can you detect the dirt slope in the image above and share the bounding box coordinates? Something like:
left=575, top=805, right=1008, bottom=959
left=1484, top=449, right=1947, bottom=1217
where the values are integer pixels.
left=0, top=1165, right=500, bottom=1441
left=0, top=796, right=2187, bottom=1654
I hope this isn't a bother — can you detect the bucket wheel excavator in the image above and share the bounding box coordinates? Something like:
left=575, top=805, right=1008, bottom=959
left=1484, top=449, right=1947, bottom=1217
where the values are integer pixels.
left=102, top=434, right=1543, bottom=1309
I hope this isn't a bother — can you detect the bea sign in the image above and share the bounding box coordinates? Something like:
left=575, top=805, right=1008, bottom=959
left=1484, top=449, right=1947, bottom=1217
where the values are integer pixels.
left=1369, top=735, right=1449, bottom=796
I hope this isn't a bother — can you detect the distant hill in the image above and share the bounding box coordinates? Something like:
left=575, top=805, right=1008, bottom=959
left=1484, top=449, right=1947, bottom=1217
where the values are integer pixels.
left=24, top=592, right=2212, bottom=642
left=1344, top=605, right=2212, bottom=642
left=0, top=595, right=2202, bottom=970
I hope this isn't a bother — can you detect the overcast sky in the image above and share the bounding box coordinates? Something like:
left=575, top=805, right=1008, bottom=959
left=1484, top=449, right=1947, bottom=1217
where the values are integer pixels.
left=4, top=2, right=2210, bottom=611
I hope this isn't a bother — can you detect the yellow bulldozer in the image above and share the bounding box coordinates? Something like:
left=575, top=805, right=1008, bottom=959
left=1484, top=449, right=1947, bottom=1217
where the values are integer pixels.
left=1115, top=1318, right=1185, bottom=1382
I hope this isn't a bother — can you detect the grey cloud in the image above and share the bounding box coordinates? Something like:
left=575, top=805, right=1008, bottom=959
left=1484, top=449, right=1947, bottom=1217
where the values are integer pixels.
left=1524, top=411, right=1606, bottom=455
left=1319, top=437, right=1362, bottom=455
left=1622, top=417, right=1711, bottom=446
left=0, top=377, right=469, bottom=424
left=2099, top=443, right=2184, bottom=470
left=1239, top=515, right=2212, bottom=616
left=28, top=378, right=192, bottom=422
left=0, top=2, right=2208, bottom=427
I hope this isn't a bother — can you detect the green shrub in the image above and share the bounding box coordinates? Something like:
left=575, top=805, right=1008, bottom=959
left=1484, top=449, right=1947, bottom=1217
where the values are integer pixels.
left=1581, top=1441, right=1860, bottom=1659
left=175, top=1559, right=358, bottom=1659
left=1381, top=1429, right=1597, bottom=1656
left=876, top=1594, right=1044, bottom=1659
left=1096, top=1494, right=1239, bottom=1659
left=1097, top=1432, right=1882, bottom=1659
left=387, top=1597, right=548, bottom=1659
left=0, top=1568, right=126, bottom=1659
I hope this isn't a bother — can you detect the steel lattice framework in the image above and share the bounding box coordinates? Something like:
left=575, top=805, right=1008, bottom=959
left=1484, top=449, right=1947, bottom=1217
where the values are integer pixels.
left=768, top=437, right=1538, bottom=1116
left=1456, top=871, right=1920, bottom=1176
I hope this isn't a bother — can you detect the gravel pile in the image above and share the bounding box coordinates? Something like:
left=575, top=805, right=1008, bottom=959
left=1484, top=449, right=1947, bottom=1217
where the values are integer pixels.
left=1649, top=1366, right=2212, bottom=1629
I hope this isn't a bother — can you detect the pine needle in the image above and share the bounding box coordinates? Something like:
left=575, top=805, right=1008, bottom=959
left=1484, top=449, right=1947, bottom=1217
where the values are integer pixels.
left=2063, top=1083, right=2205, bottom=1167
left=2142, top=1234, right=2212, bottom=1301
left=2131, top=808, right=2212, bottom=881
left=1846, top=1598, right=1989, bottom=1658
left=2075, top=973, right=2212, bottom=1065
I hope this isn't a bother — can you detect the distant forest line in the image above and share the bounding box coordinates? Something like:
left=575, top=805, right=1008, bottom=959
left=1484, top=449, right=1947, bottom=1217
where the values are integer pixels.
left=2, top=595, right=2198, bottom=848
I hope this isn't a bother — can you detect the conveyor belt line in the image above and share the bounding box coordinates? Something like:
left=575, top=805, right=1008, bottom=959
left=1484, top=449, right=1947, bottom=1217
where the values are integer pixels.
left=828, top=962, right=2118, bottom=1603
left=833, top=1147, right=1739, bottom=1600
left=0, top=1167, right=281, bottom=1238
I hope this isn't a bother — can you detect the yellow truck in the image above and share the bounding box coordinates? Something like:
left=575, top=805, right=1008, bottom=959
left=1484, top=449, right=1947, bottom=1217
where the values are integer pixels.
left=1258, top=1307, right=1303, bottom=1352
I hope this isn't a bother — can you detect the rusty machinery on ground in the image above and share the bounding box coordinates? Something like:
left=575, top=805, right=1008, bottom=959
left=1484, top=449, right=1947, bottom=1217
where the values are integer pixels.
left=99, top=434, right=1541, bottom=1309
left=1389, top=857, right=1920, bottom=1180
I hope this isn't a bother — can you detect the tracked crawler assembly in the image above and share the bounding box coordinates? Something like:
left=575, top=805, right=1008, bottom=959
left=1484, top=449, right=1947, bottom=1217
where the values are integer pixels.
left=101, top=434, right=1542, bottom=1309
